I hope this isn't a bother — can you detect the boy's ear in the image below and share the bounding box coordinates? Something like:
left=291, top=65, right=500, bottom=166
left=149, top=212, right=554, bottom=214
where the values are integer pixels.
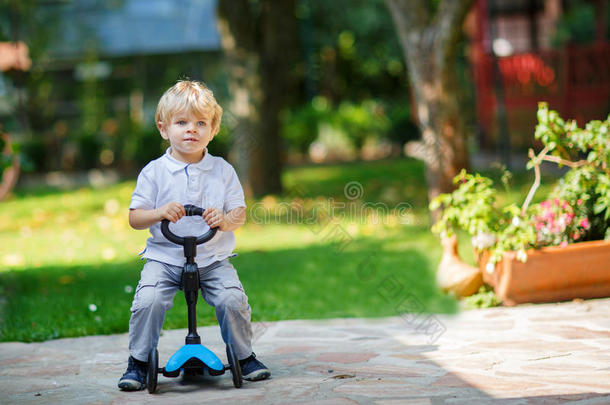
left=157, top=121, right=168, bottom=139
left=211, top=124, right=220, bottom=138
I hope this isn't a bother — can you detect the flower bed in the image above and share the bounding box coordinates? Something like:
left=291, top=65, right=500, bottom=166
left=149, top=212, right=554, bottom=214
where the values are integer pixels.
left=431, top=103, right=610, bottom=305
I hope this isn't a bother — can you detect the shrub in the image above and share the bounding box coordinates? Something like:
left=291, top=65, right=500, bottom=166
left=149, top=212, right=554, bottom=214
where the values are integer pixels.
left=430, top=103, right=610, bottom=265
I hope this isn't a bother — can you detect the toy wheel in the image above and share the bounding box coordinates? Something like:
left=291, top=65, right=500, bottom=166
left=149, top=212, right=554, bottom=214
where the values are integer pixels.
left=226, top=344, right=242, bottom=388
left=147, top=348, right=159, bottom=394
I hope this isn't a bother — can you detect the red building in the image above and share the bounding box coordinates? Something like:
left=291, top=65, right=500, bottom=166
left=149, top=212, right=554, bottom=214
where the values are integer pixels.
left=469, top=0, right=610, bottom=150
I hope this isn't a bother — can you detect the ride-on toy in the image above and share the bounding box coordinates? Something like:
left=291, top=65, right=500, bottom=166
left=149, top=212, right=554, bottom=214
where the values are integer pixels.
left=146, top=204, right=243, bottom=394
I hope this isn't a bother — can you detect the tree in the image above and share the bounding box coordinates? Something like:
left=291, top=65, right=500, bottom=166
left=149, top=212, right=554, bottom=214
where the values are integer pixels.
left=385, top=0, right=474, bottom=214
left=217, top=0, right=299, bottom=197
left=305, top=0, right=408, bottom=104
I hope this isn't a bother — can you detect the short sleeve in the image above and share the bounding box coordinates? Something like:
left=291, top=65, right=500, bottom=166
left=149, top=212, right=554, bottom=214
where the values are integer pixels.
left=223, top=164, right=246, bottom=212
left=130, top=164, right=158, bottom=210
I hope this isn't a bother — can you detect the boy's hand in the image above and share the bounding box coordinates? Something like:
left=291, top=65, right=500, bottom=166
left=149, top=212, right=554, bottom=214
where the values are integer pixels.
left=202, top=207, right=228, bottom=231
left=156, top=202, right=186, bottom=223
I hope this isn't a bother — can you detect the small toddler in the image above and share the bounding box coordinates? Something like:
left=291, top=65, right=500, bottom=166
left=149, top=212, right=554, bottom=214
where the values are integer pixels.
left=118, top=80, right=270, bottom=391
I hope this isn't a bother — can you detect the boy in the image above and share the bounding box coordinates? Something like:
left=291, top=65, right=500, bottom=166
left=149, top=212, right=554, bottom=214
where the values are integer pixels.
left=118, top=80, right=270, bottom=391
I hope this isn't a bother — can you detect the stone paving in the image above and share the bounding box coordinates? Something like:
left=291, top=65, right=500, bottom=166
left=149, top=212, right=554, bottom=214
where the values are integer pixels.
left=1, top=298, right=609, bottom=404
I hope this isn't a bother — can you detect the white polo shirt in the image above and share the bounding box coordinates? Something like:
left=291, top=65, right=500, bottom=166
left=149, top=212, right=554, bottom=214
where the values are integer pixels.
left=130, top=148, right=246, bottom=267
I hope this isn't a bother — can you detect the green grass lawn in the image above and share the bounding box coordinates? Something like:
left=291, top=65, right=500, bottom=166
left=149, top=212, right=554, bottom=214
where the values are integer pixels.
left=0, top=158, right=553, bottom=342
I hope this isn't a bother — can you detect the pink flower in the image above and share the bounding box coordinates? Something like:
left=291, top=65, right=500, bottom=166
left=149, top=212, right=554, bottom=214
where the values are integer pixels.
left=579, top=218, right=590, bottom=229
left=560, top=241, right=568, bottom=248
left=577, top=199, right=583, bottom=205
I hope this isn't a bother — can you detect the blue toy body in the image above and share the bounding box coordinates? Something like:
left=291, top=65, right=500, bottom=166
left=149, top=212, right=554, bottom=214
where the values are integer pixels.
left=165, top=344, right=224, bottom=373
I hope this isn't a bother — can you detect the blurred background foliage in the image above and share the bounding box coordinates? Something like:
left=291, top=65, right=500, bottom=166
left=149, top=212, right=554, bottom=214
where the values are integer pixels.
left=1, top=0, right=603, bottom=178
left=0, top=0, right=418, bottom=176
left=552, top=0, right=610, bottom=46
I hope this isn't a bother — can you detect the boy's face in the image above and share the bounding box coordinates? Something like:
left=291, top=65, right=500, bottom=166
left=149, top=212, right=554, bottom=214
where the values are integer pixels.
left=158, top=111, right=214, bottom=163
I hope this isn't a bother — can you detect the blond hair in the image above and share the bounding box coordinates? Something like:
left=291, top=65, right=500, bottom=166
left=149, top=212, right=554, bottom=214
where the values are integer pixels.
left=155, top=80, right=223, bottom=135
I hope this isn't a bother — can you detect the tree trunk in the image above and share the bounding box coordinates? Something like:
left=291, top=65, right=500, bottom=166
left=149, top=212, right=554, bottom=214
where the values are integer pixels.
left=385, top=0, right=473, bottom=215
left=217, top=0, right=298, bottom=197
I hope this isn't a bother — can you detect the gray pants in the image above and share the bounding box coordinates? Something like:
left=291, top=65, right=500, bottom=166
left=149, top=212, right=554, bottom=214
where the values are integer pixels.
left=128, top=259, right=253, bottom=362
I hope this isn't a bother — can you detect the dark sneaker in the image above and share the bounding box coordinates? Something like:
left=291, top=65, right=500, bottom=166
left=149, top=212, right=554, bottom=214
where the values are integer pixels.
left=118, top=356, right=147, bottom=391
left=239, top=353, right=270, bottom=381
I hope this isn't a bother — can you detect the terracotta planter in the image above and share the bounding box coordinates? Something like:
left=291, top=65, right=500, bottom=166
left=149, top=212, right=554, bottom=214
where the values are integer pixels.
left=477, top=240, right=610, bottom=306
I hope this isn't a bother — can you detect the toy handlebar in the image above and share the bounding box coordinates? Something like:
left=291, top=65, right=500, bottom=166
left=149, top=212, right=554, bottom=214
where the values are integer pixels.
left=160, top=204, right=218, bottom=246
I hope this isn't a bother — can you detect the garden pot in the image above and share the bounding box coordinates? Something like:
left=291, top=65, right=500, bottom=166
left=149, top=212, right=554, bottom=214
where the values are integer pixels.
left=436, top=235, right=483, bottom=298
left=477, top=240, right=610, bottom=306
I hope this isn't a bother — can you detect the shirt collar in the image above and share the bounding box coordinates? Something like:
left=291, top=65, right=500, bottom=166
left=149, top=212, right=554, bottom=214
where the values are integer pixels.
left=162, top=147, right=214, bottom=173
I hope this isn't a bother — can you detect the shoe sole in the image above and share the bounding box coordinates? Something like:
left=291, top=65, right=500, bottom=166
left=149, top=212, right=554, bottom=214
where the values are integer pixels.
left=243, top=370, right=270, bottom=381
left=118, top=379, right=146, bottom=391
